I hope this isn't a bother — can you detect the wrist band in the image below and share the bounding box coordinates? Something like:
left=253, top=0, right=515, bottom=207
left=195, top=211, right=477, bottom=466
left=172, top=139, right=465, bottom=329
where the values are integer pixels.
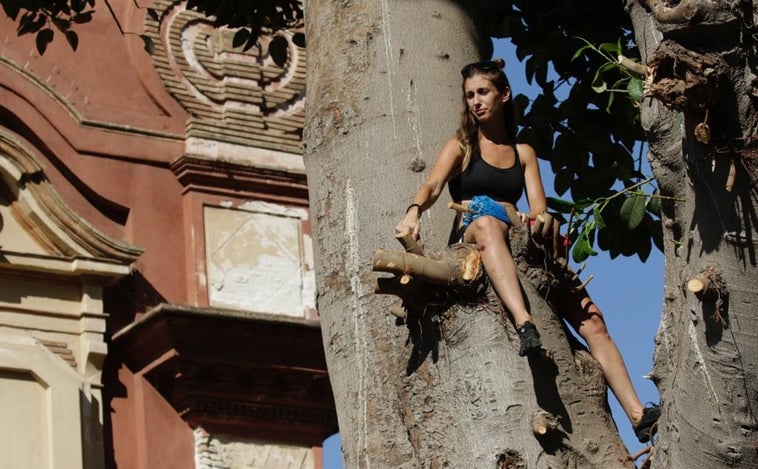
left=406, top=203, right=422, bottom=218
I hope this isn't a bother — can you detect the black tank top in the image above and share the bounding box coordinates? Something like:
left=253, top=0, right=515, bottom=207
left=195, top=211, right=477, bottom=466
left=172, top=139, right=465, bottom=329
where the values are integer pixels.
left=448, top=147, right=525, bottom=204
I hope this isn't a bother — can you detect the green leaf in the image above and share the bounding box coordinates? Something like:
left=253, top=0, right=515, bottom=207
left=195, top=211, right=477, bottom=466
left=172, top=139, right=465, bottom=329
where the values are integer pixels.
left=604, top=88, right=615, bottom=113
left=52, top=16, right=69, bottom=32
left=18, top=12, right=43, bottom=36
left=72, top=12, right=93, bottom=24
left=571, top=229, right=598, bottom=263
left=513, top=94, right=530, bottom=120
left=232, top=28, right=249, bottom=48
left=65, top=30, right=78, bottom=50
left=599, top=42, right=620, bottom=54
left=627, top=77, right=644, bottom=102
left=2, top=0, right=20, bottom=21
left=636, top=230, right=652, bottom=262
left=591, top=68, right=607, bottom=93
left=292, top=32, right=306, bottom=48
left=571, top=44, right=592, bottom=61
left=72, top=0, right=87, bottom=12
left=547, top=197, right=577, bottom=213
left=646, top=215, right=664, bottom=254
left=554, top=169, right=574, bottom=196
left=147, top=8, right=160, bottom=22
left=244, top=30, right=259, bottom=51
left=648, top=190, right=661, bottom=216
left=139, top=34, right=155, bottom=54
left=268, top=35, right=288, bottom=66
left=619, top=195, right=646, bottom=229
left=36, top=28, right=54, bottom=55
left=593, top=205, right=606, bottom=229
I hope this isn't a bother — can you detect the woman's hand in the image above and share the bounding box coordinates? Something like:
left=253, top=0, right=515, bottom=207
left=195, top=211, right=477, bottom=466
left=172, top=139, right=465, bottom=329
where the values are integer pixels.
left=395, top=209, right=422, bottom=239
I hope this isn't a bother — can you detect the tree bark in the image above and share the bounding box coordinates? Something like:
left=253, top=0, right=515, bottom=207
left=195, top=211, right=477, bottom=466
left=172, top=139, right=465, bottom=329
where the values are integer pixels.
left=305, top=4, right=636, bottom=466
left=627, top=1, right=758, bottom=467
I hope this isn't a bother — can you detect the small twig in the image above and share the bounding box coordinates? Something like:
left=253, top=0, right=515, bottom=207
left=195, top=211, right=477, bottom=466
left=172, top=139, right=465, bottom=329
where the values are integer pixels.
left=572, top=274, right=594, bottom=292
left=726, top=158, right=736, bottom=192
left=631, top=444, right=652, bottom=461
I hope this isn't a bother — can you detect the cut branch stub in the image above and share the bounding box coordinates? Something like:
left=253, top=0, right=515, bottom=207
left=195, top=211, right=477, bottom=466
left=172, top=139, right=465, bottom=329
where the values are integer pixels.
left=531, top=409, right=560, bottom=437
left=395, top=229, right=425, bottom=256
left=687, top=269, right=725, bottom=301
left=373, top=245, right=482, bottom=289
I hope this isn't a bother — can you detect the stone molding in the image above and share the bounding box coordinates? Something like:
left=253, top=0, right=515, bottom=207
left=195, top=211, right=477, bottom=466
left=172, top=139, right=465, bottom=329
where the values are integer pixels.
left=146, top=0, right=306, bottom=155
left=112, top=303, right=338, bottom=446
left=0, top=128, right=143, bottom=264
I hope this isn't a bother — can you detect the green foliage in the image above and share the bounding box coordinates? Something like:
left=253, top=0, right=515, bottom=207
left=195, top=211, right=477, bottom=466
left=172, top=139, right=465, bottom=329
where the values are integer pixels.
left=573, top=37, right=646, bottom=111
left=548, top=178, right=664, bottom=263
left=183, top=0, right=303, bottom=65
left=2, top=0, right=94, bottom=54
left=1, top=0, right=304, bottom=64
left=495, top=0, right=661, bottom=263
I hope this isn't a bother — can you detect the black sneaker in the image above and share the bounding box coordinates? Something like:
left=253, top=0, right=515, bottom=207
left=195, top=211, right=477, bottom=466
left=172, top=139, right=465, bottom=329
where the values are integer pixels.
left=634, top=404, right=661, bottom=443
left=516, top=321, right=542, bottom=356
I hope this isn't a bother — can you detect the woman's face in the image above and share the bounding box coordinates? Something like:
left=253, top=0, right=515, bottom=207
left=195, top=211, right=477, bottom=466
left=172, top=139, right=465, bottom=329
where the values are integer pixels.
left=463, top=75, right=510, bottom=123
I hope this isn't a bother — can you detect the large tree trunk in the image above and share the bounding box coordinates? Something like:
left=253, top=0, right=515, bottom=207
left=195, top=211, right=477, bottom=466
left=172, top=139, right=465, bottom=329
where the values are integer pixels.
left=627, top=1, right=758, bottom=467
left=305, top=2, right=635, bottom=467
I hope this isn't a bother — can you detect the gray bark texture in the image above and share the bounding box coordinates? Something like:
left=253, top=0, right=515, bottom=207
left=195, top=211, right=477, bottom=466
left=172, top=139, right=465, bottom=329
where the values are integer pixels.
left=627, top=1, right=758, bottom=468
left=304, top=1, right=637, bottom=467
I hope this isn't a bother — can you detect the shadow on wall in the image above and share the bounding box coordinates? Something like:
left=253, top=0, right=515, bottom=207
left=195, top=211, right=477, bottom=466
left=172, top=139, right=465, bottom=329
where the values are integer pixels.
left=104, top=269, right=165, bottom=335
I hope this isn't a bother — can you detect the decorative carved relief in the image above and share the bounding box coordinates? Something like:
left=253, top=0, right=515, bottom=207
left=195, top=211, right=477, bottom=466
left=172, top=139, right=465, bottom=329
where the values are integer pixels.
left=204, top=203, right=315, bottom=317
left=146, top=1, right=306, bottom=154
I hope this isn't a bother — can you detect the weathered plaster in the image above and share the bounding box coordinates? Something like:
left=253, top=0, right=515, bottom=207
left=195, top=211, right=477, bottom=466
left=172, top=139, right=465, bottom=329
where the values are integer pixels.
left=204, top=202, right=315, bottom=317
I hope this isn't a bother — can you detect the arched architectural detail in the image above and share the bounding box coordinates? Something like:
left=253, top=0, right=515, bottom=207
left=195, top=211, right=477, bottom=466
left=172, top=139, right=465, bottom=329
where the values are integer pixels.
left=0, top=127, right=141, bottom=469
left=146, top=0, right=306, bottom=155
left=0, top=128, right=143, bottom=264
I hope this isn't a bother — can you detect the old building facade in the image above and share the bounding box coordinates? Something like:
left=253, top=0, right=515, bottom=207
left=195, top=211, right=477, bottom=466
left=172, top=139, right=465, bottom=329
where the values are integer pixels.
left=0, top=1, right=337, bottom=468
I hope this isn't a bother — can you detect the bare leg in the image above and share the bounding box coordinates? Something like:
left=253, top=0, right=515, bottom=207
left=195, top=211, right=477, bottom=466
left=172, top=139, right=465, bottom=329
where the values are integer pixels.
left=562, top=293, right=645, bottom=426
left=464, top=216, right=532, bottom=326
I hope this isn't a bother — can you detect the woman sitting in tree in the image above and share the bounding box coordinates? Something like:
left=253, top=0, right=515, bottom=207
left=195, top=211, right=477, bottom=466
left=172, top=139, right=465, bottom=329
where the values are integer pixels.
left=395, top=59, right=660, bottom=443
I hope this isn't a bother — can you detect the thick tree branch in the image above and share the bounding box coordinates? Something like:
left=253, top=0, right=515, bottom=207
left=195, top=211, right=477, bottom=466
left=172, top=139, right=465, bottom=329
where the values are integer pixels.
left=640, top=0, right=699, bottom=24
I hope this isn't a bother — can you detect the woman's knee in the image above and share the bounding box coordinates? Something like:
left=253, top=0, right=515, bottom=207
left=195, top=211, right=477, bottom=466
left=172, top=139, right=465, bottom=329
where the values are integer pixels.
left=468, top=216, right=508, bottom=240
left=577, top=312, right=610, bottom=339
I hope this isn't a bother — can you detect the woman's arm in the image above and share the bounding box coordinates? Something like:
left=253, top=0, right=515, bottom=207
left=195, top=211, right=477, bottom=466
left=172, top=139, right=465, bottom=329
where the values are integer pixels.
left=395, top=137, right=463, bottom=238
left=518, top=143, right=547, bottom=219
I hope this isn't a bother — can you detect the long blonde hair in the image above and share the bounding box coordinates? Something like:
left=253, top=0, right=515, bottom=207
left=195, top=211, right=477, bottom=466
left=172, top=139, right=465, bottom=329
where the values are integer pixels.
left=455, top=58, right=518, bottom=171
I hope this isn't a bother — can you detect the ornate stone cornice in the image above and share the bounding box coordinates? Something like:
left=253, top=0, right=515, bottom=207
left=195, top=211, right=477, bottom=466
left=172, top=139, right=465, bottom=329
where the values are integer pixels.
left=111, top=304, right=337, bottom=446
left=170, top=153, right=307, bottom=203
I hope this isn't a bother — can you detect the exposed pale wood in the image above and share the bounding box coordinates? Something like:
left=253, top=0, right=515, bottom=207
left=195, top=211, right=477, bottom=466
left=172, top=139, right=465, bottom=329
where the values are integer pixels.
left=573, top=274, right=594, bottom=292
left=531, top=410, right=559, bottom=436
left=461, top=248, right=481, bottom=281
left=395, top=229, right=425, bottom=256
left=726, top=158, right=736, bottom=191
left=374, top=250, right=460, bottom=287
left=618, top=54, right=650, bottom=77
left=389, top=301, right=407, bottom=319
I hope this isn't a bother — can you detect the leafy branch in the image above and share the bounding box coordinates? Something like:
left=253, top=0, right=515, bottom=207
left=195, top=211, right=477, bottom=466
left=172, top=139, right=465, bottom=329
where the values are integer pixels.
left=548, top=178, right=674, bottom=263
left=1, top=0, right=306, bottom=64
left=2, top=0, right=95, bottom=54
left=572, top=37, right=646, bottom=112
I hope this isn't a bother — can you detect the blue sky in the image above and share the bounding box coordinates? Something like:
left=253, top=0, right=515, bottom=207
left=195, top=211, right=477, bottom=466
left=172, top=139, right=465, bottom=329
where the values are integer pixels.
left=322, top=37, right=663, bottom=467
